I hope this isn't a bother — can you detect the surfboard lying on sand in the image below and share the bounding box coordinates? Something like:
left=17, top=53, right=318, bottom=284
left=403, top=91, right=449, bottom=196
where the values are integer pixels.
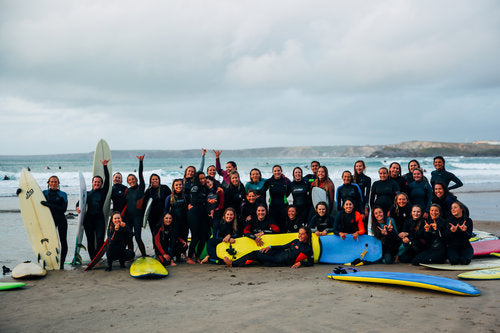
left=71, top=172, right=87, bottom=265
left=469, top=230, right=498, bottom=242
left=420, top=259, right=500, bottom=271
left=472, top=239, right=500, bottom=256
left=458, top=268, right=500, bottom=280
left=318, top=234, right=382, bottom=264
left=17, top=169, right=61, bottom=270
left=130, top=257, right=168, bottom=278
left=12, top=262, right=47, bottom=279
left=327, top=270, right=480, bottom=296
left=0, top=282, right=26, bottom=291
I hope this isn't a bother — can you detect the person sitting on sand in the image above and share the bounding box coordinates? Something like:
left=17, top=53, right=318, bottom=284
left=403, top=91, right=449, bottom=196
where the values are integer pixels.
left=224, top=227, right=313, bottom=268
left=105, top=212, right=134, bottom=271
left=445, top=201, right=473, bottom=265
left=333, top=199, right=365, bottom=241
left=243, top=204, right=280, bottom=247
left=154, top=213, right=186, bottom=266
left=201, top=207, right=239, bottom=264
left=308, top=201, right=334, bottom=236
left=371, top=206, right=400, bottom=264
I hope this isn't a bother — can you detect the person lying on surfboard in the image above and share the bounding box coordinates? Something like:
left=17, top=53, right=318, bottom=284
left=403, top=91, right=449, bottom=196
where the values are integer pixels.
left=224, top=227, right=313, bottom=268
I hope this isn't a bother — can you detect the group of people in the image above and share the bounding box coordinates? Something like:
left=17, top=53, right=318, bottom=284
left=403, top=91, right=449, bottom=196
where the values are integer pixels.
left=41, top=150, right=473, bottom=270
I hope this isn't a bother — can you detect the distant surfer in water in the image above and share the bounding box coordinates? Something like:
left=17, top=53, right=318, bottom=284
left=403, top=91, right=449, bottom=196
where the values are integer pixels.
left=224, top=227, right=313, bottom=268
left=42, top=175, right=68, bottom=269
left=76, top=159, right=110, bottom=260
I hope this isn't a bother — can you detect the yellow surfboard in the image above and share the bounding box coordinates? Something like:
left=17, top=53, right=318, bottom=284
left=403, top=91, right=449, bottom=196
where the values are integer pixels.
left=216, top=233, right=323, bottom=263
left=18, top=169, right=60, bottom=270
left=458, top=268, right=500, bottom=280
left=130, top=257, right=168, bottom=278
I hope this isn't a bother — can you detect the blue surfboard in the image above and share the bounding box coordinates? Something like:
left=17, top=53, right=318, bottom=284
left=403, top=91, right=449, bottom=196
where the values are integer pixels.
left=327, top=270, right=481, bottom=296
left=318, top=234, right=382, bottom=264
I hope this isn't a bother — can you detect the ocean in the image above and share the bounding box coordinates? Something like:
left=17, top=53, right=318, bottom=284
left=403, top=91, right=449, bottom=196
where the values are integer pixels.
left=1, top=154, right=499, bottom=269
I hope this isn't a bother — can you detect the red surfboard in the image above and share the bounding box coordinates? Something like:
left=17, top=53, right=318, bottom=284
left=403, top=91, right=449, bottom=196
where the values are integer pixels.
left=472, top=239, right=500, bottom=256
left=85, top=239, right=109, bottom=271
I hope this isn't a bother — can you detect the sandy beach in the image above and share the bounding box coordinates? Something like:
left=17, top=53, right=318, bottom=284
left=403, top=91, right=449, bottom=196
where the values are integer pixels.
left=1, top=221, right=498, bottom=333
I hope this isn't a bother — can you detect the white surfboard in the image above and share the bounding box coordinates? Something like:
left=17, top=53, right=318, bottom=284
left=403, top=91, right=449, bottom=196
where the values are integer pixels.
left=12, top=262, right=47, bottom=279
left=71, top=172, right=87, bottom=265
left=312, top=186, right=328, bottom=208
left=143, top=197, right=153, bottom=228
left=18, top=169, right=61, bottom=270
left=93, top=139, right=112, bottom=224
left=420, top=259, right=500, bottom=271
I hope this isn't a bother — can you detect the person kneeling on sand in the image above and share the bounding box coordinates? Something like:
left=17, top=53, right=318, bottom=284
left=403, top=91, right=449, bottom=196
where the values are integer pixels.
left=224, top=227, right=313, bottom=268
left=106, top=212, right=134, bottom=271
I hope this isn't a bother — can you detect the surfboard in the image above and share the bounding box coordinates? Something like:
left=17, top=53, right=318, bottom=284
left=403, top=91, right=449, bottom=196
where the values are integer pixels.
left=469, top=230, right=498, bottom=242
left=472, top=239, right=500, bottom=256
left=84, top=239, right=109, bottom=271
left=93, top=139, right=112, bottom=225
left=217, top=233, right=323, bottom=263
left=71, top=172, right=87, bottom=265
left=17, top=169, right=61, bottom=270
left=0, top=282, right=26, bottom=291
left=12, top=262, right=47, bottom=279
left=311, top=187, right=327, bottom=208
left=420, top=259, right=500, bottom=271
left=458, top=268, right=500, bottom=280
left=318, top=234, right=382, bottom=264
left=327, top=270, right=481, bottom=296
left=130, top=257, right=168, bottom=278
left=492, top=253, right=500, bottom=258
left=142, top=198, right=153, bottom=228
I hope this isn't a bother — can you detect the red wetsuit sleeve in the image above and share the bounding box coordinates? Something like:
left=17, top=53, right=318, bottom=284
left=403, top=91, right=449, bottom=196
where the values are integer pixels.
left=243, top=223, right=252, bottom=235
left=270, top=224, right=280, bottom=233
left=356, top=212, right=365, bottom=235
left=154, top=229, right=167, bottom=257
left=215, top=190, right=225, bottom=212
left=295, top=252, right=308, bottom=263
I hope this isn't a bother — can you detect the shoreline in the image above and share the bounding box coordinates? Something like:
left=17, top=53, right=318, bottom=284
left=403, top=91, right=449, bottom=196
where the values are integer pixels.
left=1, top=221, right=499, bottom=332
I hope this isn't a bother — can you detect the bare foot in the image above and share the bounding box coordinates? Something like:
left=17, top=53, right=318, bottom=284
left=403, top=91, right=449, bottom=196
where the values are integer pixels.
left=200, top=256, right=209, bottom=264
left=186, top=257, right=196, bottom=265
left=170, top=261, right=177, bottom=267
left=223, top=257, right=233, bottom=267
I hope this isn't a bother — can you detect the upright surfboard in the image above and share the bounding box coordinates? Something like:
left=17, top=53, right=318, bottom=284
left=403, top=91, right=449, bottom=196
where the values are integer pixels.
left=328, top=270, right=480, bottom=296
left=318, top=234, right=382, bottom=264
left=71, top=172, right=87, bottom=265
left=93, top=139, right=112, bottom=224
left=311, top=187, right=327, bottom=208
left=17, top=169, right=60, bottom=270
left=143, top=198, right=153, bottom=228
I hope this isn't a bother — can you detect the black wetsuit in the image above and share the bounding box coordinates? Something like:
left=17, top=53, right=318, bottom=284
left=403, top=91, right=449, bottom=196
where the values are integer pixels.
left=336, top=182, right=364, bottom=213
left=262, top=176, right=292, bottom=232
left=370, top=179, right=399, bottom=213
left=144, top=184, right=172, bottom=235
left=106, top=224, right=134, bottom=270
left=372, top=218, right=401, bottom=264
left=431, top=169, right=463, bottom=190
left=391, top=176, right=409, bottom=195
left=123, top=161, right=145, bottom=253
left=408, top=180, right=433, bottom=212
left=42, top=188, right=68, bottom=269
left=353, top=173, right=371, bottom=210
left=243, top=216, right=280, bottom=238
left=206, top=219, right=239, bottom=262
left=239, top=200, right=258, bottom=234
left=154, top=223, right=185, bottom=264
left=187, top=184, right=208, bottom=259
left=308, top=214, right=334, bottom=233
left=431, top=193, right=457, bottom=220
left=286, top=216, right=308, bottom=233
left=165, top=194, right=189, bottom=243
left=333, top=210, right=365, bottom=235
left=389, top=204, right=412, bottom=234
left=223, top=183, right=246, bottom=212
left=81, top=165, right=110, bottom=259
left=409, top=220, right=446, bottom=265
left=231, top=239, right=314, bottom=267
left=111, top=183, right=127, bottom=213
left=290, top=179, right=312, bottom=226
left=445, top=216, right=473, bottom=265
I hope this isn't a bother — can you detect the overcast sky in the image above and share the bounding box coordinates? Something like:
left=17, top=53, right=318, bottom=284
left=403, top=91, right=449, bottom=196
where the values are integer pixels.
left=1, top=0, right=499, bottom=155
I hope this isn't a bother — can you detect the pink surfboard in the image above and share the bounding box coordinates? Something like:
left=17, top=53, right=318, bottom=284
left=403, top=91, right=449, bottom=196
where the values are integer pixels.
left=472, top=239, right=500, bottom=256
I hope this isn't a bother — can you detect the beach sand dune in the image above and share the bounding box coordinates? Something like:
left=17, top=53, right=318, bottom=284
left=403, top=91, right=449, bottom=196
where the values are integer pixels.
left=1, top=222, right=499, bottom=333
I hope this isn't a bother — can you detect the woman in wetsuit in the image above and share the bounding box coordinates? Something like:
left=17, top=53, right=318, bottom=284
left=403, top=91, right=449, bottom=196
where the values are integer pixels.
left=243, top=204, right=280, bottom=246
left=402, top=159, right=421, bottom=184
left=224, top=227, right=313, bottom=268
left=333, top=199, right=365, bottom=241
left=389, top=162, right=409, bottom=195
left=201, top=207, right=239, bottom=264
left=154, top=212, right=186, bottom=266
left=370, top=167, right=399, bottom=214
left=445, top=201, right=473, bottom=265
left=388, top=192, right=412, bottom=233
left=186, top=171, right=209, bottom=264
left=42, top=175, right=68, bottom=269
left=371, top=206, right=400, bottom=264
left=430, top=156, right=463, bottom=190
left=432, top=182, right=458, bottom=220
left=105, top=212, right=134, bottom=271
left=262, top=165, right=292, bottom=231
left=224, top=171, right=246, bottom=212
left=76, top=159, right=110, bottom=260
left=123, top=155, right=146, bottom=257
left=408, top=168, right=432, bottom=218
left=289, top=167, right=312, bottom=226
left=353, top=160, right=371, bottom=230
left=164, top=179, right=189, bottom=261
left=336, top=170, right=364, bottom=215
left=239, top=189, right=259, bottom=233
left=311, top=166, right=335, bottom=215
left=245, top=168, right=267, bottom=204
left=144, top=173, right=172, bottom=239
left=308, top=201, right=334, bottom=236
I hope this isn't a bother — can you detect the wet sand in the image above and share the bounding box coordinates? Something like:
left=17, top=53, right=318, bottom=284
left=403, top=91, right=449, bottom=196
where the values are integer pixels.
left=1, top=222, right=498, bottom=333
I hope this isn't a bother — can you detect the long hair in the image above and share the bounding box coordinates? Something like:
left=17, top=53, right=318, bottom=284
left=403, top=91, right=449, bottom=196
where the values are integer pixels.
left=299, top=226, right=312, bottom=247
left=170, top=179, right=185, bottom=205
left=148, top=173, right=162, bottom=197
left=222, top=207, right=238, bottom=233
left=393, top=192, right=409, bottom=216
left=370, top=206, right=386, bottom=237
left=352, top=160, right=366, bottom=183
